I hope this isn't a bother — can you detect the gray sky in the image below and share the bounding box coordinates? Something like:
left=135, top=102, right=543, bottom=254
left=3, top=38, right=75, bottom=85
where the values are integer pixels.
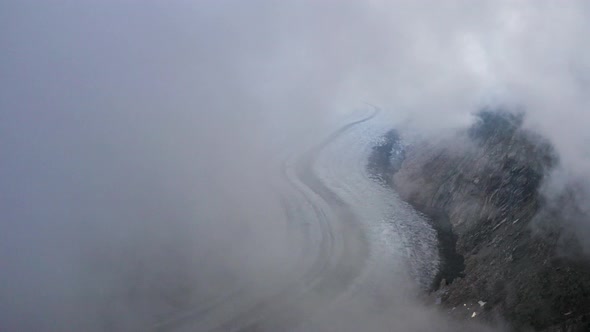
left=2, top=1, right=590, bottom=330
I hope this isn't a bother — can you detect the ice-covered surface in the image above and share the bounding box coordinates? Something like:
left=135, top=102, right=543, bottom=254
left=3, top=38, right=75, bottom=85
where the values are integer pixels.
left=312, top=112, right=439, bottom=291
left=156, top=110, right=440, bottom=331
left=289, top=111, right=440, bottom=331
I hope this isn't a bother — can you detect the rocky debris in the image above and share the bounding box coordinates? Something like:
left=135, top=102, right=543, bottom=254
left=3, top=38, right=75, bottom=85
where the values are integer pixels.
left=371, top=110, right=590, bottom=331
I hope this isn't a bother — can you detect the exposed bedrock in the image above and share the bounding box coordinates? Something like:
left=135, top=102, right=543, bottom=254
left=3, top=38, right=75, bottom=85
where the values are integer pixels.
left=370, top=110, right=590, bottom=331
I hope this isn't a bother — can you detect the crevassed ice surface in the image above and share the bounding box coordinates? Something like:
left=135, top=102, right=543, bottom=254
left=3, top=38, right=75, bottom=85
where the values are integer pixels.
left=313, top=112, right=439, bottom=291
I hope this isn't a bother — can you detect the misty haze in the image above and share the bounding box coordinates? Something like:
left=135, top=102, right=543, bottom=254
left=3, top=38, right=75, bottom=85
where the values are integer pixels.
left=3, top=1, right=590, bottom=331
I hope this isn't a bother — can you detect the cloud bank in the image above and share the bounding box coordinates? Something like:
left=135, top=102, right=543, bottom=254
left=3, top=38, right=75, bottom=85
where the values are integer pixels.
left=2, top=0, right=590, bottom=330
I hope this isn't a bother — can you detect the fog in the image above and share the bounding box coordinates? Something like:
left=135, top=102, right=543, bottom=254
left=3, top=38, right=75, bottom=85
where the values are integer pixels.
left=2, top=1, right=590, bottom=331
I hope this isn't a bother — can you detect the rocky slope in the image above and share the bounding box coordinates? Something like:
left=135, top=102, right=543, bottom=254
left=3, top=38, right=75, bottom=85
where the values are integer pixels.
left=371, top=110, right=590, bottom=331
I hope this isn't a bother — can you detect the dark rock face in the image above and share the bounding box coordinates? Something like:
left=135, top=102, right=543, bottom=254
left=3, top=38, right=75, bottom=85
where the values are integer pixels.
left=367, top=129, right=404, bottom=186
left=374, top=110, right=590, bottom=331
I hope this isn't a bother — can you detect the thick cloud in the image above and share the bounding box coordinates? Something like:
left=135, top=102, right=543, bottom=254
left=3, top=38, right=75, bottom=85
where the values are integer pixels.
left=2, top=0, right=590, bottom=330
